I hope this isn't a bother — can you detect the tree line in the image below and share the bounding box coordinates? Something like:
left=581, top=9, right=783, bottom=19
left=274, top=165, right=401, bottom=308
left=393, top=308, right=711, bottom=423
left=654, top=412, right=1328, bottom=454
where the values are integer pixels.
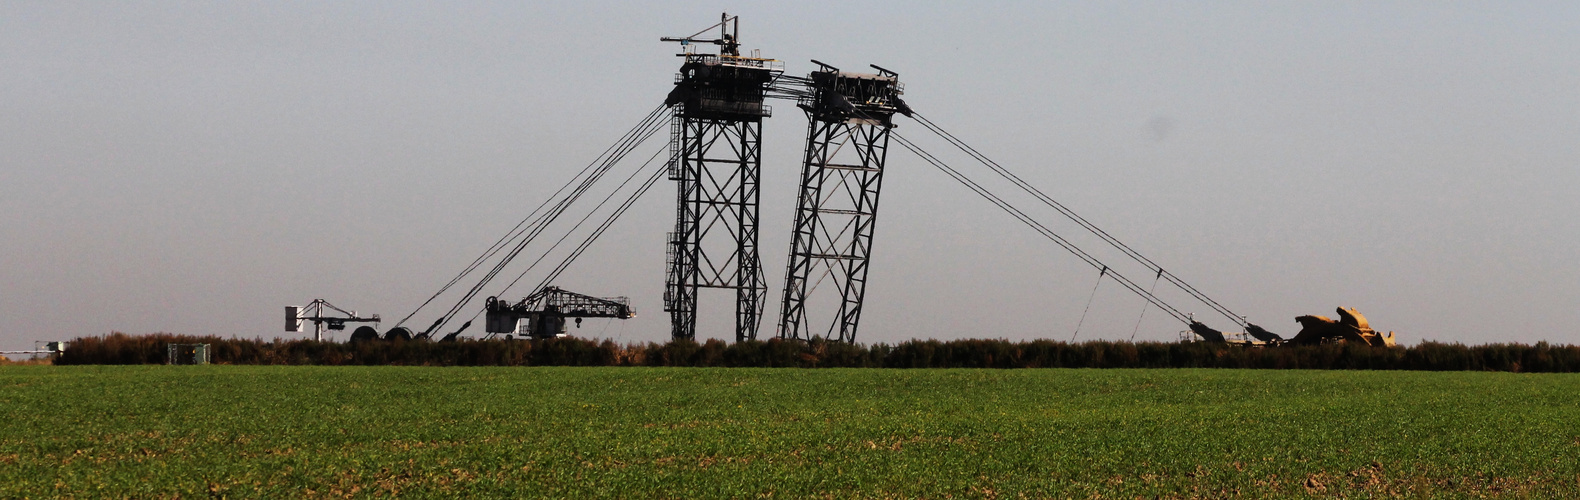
left=49, top=332, right=1580, bottom=372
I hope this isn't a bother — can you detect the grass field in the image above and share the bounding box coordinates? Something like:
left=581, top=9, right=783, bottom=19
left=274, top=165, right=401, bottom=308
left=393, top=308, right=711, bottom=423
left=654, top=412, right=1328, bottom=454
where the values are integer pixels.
left=1, top=366, right=1577, bottom=498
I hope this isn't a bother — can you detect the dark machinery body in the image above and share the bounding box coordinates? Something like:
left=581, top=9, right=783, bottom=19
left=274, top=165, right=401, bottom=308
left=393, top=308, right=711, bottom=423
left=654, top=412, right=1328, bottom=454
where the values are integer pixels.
left=289, top=299, right=380, bottom=342
left=368, top=13, right=1319, bottom=350
left=486, top=286, right=635, bottom=339
left=1186, top=307, right=1395, bottom=346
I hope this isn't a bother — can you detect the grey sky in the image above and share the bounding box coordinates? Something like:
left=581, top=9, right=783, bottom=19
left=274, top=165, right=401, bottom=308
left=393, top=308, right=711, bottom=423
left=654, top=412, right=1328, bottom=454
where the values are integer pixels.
left=3, top=2, right=1577, bottom=348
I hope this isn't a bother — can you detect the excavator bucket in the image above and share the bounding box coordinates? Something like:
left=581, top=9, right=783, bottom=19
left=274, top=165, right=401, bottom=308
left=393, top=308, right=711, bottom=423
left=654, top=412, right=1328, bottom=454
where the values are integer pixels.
left=1291, top=308, right=1396, bottom=347
left=1377, top=331, right=1397, bottom=347
left=1290, top=315, right=1336, bottom=345
left=1245, top=324, right=1283, bottom=343
left=1188, top=322, right=1227, bottom=343
left=1292, top=314, right=1369, bottom=344
left=1336, top=307, right=1370, bottom=331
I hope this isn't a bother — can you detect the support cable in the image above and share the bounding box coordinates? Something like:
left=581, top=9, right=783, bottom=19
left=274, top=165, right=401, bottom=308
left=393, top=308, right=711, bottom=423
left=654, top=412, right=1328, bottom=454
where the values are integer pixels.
left=533, top=160, right=668, bottom=296
left=429, top=108, right=671, bottom=333
left=395, top=104, right=667, bottom=328
left=439, top=114, right=667, bottom=326
left=1070, top=267, right=1107, bottom=342
left=463, top=150, right=670, bottom=327
left=492, top=142, right=668, bottom=301
left=1129, top=270, right=1163, bottom=341
left=908, top=112, right=1246, bottom=328
left=892, top=132, right=1192, bottom=324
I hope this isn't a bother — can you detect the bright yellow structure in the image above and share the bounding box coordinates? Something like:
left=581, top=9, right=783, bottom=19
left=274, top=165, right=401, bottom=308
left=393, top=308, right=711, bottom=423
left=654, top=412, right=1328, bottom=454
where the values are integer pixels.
left=1290, top=307, right=1396, bottom=347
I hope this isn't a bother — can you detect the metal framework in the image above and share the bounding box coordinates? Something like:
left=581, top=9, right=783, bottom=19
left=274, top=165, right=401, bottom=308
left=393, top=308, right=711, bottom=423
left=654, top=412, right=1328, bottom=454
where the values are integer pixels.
left=778, top=64, right=908, bottom=342
left=489, top=287, right=634, bottom=322
left=666, top=116, right=767, bottom=341
left=485, top=286, right=634, bottom=339
left=287, top=299, right=380, bottom=342
left=661, top=19, right=782, bottom=341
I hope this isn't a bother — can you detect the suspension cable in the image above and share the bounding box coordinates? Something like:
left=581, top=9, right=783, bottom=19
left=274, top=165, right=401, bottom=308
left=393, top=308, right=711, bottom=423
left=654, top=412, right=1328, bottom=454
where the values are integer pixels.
left=831, top=101, right=1213, bottom=331
left=491, top=142, right=668, bottom=300
left=395, top=104, right=668, bottom=327
left=1070, top=267, right=1107, bottom=342
left=908, top=111, right=1246, bottom=328
left=1129, top=270, right=1164, bottom=341
left=532, top=158, right=668, bottom=297
left=428, top=107, right=672, bottom=333
left=463, top=148, right=670, bottom=327
left=437, top=112, right=668, bottom=328
left=892, top=132, right=1192, bottom=324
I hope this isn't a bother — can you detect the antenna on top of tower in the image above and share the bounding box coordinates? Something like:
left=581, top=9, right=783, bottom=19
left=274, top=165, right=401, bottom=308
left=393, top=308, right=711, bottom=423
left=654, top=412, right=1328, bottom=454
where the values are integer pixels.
left=660, top=12, right=741, bottom=56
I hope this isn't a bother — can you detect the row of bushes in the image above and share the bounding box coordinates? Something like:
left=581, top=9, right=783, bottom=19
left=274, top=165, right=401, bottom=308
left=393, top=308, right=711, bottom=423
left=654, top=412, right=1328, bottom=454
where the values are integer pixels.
left=53, top=332, right=1580, bottom=372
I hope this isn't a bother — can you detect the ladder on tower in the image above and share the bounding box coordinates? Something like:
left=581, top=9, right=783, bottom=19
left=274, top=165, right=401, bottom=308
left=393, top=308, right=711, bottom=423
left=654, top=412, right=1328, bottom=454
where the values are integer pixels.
left=663, top=231, right=681, bottom=311
left=666, top=114, right=683, bottom=180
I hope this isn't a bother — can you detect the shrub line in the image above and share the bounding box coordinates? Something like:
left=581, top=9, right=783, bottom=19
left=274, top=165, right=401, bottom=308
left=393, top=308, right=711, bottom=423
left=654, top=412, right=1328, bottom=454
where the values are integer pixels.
left=50, top=333, right=1580, bottom=372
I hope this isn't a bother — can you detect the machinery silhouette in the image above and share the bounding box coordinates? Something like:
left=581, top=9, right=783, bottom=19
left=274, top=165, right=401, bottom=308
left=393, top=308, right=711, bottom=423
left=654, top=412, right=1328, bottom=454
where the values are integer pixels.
left=316, top=14, right=1392, bottom=347
left=485, top=287, right=635, bottom=340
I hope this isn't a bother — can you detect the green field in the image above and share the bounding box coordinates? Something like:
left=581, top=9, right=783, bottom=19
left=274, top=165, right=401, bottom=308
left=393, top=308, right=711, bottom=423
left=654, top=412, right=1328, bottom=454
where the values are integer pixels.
left=1, top=366, right=1576, bottom=498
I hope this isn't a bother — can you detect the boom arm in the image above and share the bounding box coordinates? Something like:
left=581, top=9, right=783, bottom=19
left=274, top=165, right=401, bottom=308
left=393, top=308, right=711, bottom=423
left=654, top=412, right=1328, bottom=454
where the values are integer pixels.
left=524, top=286, right=634, bottom=319
left=484, top=286, right=635, bottom=338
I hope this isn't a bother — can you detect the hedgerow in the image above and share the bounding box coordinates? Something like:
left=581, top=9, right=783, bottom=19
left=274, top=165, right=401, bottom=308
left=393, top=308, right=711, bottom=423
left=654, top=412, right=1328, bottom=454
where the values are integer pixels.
left=54, top=332, right=1580, bottom=372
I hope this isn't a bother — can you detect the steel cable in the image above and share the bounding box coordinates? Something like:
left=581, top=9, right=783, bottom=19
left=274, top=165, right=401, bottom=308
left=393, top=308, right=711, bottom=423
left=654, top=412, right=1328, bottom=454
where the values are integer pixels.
left=490, top=142, right=669, bottom=301
left=428, top=107, right=672, bottom=333
left=1129, top=271, right=1163, bottom=341
left=395, top=104, right=668, bottom=328
left=461, top=151, right=670, bottom=329
left=892, top=132, right=1192, bottom=324
left=908, top=112, right=1246, bottom=328
left=1070, top=267, right=1107, bottom=342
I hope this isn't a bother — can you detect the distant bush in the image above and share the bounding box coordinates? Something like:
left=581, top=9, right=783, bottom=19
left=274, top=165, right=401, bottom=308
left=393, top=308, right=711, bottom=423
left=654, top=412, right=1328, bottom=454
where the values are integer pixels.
left=53, top=332, right=1580, bottom=372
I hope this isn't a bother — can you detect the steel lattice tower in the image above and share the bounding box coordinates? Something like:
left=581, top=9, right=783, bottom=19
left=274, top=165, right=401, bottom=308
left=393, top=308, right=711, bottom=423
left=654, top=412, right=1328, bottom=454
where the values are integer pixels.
left=661, top=24, right=782, bottom=341
left=778, top=64, right=909, bottom=342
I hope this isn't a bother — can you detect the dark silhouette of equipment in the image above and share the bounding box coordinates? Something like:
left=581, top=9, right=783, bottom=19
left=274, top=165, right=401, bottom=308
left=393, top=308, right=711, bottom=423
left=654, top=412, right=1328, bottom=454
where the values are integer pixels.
left=349, top=326, right=380, bottom=343
left=485, top=286, right=635, bottom=339
left=660, top=13, right=781, bottom=342
left=1181, top=308, right=1394, bottom=346
left=660, top=12, right=742, bottom=57
left=370, top=13, right=1326, bottom=348
left=1290, top=307, right=1396, bottom=346
left=1245, top=324, right=1284, bottom=343
left=287, top=299, right=380, bottom=342
left=1183, top=321, right=1282, bottom=345
left=1188, top=321, right=1228, bottom=343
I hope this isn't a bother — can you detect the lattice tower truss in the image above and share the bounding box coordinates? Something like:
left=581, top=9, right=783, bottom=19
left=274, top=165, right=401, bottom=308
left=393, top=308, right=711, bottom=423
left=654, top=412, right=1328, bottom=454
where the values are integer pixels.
left=663, top=52, right=782, bottom=341
left=778, top=66, right=907, bottom=342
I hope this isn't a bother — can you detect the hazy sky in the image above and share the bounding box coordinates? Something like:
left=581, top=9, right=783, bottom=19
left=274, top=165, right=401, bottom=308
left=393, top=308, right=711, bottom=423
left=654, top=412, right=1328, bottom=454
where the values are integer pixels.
left=3, top=2, right=1577, bottom=349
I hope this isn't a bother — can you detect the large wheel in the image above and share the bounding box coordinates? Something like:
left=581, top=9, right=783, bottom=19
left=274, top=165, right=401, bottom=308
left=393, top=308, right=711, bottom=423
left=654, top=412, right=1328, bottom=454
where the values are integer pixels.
left=384, top=327, right=413, bottom=341
left=350, top=326, right=380, bottom=343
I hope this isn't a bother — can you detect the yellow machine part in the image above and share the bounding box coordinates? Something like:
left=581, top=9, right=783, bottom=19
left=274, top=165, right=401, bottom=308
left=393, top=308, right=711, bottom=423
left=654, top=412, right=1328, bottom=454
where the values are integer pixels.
left=1291, top=307, right=1395, bottom=347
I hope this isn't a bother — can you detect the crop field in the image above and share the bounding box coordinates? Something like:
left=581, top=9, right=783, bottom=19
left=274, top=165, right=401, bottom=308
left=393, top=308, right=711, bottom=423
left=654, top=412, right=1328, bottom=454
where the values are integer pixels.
left=1, top=366, right=1577, bottom=498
